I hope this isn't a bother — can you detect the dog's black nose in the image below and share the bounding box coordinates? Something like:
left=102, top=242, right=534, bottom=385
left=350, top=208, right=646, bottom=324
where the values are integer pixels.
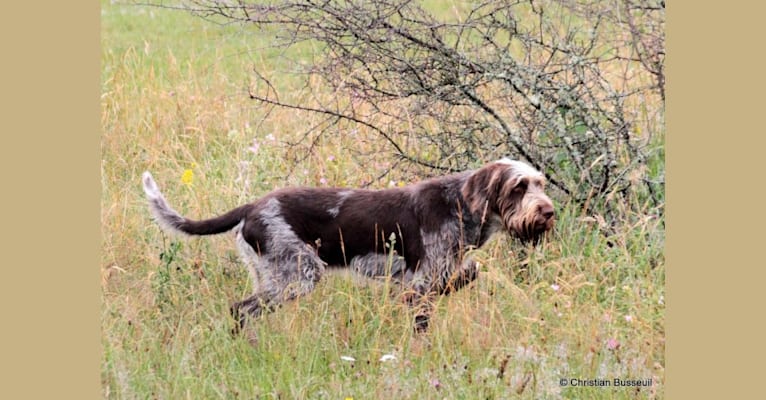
left=540, top=204, right=555, bottom=220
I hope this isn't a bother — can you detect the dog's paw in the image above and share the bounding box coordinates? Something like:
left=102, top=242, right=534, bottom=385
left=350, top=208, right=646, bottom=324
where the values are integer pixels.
left=414, top=314, right=430, bottom=333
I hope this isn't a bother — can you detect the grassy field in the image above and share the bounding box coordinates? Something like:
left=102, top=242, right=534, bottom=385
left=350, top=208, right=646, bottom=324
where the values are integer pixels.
left=101, top=1, right=664, bottom=398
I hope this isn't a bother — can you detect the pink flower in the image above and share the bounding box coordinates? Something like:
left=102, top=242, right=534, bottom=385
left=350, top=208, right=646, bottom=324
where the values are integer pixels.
left=429, top=378, right=441, bottom=390
left=624, top=315, right=633, bottom=323
left=327, top=155, right=336, bottom=162
left=551, top=284, right=560, bottom=292
left=320, top=177, right=328, bottom=186
left=606, top=338, right=620, bottom=350
left=248, top=139, right=260, bottom=154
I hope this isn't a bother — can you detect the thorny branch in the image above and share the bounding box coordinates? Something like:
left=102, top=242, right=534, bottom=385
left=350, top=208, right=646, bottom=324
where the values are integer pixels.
left=149, top=0, right=665, bottom=223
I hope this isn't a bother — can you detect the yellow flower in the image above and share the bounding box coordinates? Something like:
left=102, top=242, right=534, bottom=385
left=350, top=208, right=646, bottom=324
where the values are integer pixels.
left=181, top=169, right=194, bottom=186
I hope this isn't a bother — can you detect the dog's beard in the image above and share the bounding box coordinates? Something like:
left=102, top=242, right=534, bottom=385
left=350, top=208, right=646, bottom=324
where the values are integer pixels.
left=502, top=205, right=553, bottom=246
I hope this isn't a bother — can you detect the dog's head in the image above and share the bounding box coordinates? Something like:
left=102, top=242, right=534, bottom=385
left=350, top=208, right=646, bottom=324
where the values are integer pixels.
left=461, top=158, right=555, bottom=244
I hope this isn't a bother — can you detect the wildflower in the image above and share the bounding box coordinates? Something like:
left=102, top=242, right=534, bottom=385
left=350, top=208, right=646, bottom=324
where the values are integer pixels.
left=429, top=377, right=441, bottom=390
left=266, top=133, right=276, bottom=142
left=624, top=315, right=633, bottom=323
left=379, top=354, right=396, bottom=362
left=248, top=139, right=260, bottom=154
left=327, top=155, right=336, bottom=162
left=320, top=177, right=328, bottom=186
left=181, top=169, right=193, bottom=186
left=606, top=338, right=620, bottom=350
left=551, top=284, right=560, bottom=292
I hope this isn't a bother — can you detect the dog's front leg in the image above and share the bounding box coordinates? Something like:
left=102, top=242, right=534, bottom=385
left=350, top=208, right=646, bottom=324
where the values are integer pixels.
left=408, top=289, right=436, bottom=333
left=398, top=266, right=432, bottom=332
left=406, top=257, right=479, bottom=332
left=405, top=260, right=455, bottom=332
left=441, top=258, right=479, bottom=295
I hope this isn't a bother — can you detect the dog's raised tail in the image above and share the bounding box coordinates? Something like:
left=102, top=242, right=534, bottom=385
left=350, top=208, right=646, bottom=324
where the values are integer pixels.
left=142, top=171, right=251, bottom=236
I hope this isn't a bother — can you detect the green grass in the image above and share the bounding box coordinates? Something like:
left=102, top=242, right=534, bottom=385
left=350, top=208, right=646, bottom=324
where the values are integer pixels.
left=101, top=1, right=664, bottom=398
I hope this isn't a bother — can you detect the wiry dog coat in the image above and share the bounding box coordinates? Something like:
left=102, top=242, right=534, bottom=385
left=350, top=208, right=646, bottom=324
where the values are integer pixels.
left=142, top=158, right=554, bottom=331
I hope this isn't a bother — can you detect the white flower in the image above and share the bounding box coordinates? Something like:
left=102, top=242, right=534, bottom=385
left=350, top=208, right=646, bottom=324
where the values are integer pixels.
left=379, top=354, right=396, bottom=362
left=551, top=284, right=560, bottom=292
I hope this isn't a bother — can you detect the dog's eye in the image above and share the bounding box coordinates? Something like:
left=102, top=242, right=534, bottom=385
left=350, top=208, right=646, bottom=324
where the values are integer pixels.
left=515, top=178, right=529, bottom=191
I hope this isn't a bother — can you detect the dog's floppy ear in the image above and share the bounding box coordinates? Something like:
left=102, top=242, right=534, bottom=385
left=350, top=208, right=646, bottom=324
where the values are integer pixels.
left=462, top=162, right=517, bottom=217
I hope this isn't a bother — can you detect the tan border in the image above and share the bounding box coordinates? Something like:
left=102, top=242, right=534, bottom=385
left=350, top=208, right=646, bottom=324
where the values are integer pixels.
left=666, top=2, right=764, bottom=399
left=0, top=2, right=100, bottom=398
left=3, top=1, right=760, bottom=398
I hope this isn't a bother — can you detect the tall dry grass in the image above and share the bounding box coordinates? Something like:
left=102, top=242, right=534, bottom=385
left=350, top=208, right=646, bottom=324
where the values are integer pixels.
left=102, top=1, right=664, bottom=398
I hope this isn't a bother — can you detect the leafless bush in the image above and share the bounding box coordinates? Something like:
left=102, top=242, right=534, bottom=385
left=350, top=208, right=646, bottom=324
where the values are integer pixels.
left=155, top=0, right=665, bottom=223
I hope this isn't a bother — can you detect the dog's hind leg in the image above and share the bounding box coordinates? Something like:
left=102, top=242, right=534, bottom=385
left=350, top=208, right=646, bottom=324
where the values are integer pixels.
left=230, top=293, right=274, bottom=334
left=231, top=245, right=325, bottom=334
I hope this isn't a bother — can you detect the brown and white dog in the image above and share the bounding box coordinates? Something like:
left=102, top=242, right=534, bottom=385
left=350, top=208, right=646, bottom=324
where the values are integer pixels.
left=142, top=158, right=555, bottom=331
